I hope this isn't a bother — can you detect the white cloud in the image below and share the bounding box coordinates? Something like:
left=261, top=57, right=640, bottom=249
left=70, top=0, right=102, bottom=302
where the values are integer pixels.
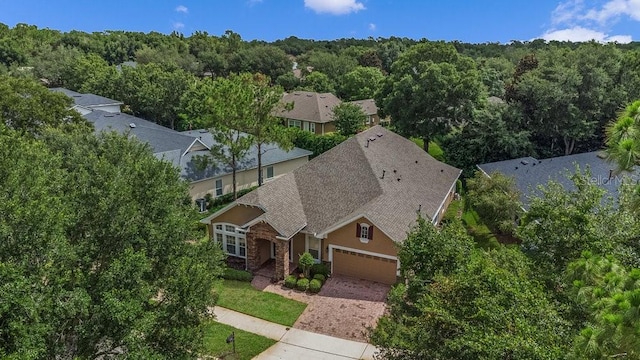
left=368, top=23, right=376, bottom=31
left=540, top=1, right=637, bottom=43
left=173, top=22, right=185, bottom=30
left=304, top=0, right=365, bottom=15
left=540, top=25, right=632, bottom=42
left=175, top=5, right=189, bottom=14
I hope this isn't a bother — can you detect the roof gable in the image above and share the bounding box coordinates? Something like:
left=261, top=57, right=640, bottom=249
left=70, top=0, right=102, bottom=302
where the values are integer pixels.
left=277, top=91, right=342, bottom=123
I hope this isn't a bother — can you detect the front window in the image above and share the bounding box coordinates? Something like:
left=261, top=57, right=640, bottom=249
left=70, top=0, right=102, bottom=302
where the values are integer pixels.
left=266, top=166, right=274, bottom=179
left=288, top=119, right=302, bottom=129
left=213, top=223, right=247, bottom=258
left=305, top=121, right=316, bottom=133
left=215, top=179, right=223, bottom=197
left=306, top=235, right=322, bottom=263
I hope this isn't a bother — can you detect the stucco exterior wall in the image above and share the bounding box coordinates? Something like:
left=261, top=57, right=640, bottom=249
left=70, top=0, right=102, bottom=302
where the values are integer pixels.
left=322, top=217, right=398, bottom=262
left=189, top=156, right=309, bottom=200
left=290, top=233, right=306, bottom=265
left=210, top=205, right=263, bottom=226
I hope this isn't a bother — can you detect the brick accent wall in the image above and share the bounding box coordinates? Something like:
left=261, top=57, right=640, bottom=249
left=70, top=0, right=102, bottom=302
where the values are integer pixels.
left=245, top=222, right=289, bottom=280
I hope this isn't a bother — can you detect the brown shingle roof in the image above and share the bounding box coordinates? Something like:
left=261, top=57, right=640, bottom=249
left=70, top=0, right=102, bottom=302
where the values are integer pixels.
left=349, top=99, right=378, bottom=116
left=276, top=91, right=341, bottom=124
left=229, top=125, right=461, bottom=242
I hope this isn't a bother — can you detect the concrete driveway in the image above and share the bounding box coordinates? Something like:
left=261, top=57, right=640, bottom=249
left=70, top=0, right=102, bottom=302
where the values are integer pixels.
left=253, top=274, right=391, bottom=342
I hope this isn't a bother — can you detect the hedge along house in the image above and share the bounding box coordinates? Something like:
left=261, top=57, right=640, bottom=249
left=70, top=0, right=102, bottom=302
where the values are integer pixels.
left=201, top=125, right=461, bottom=284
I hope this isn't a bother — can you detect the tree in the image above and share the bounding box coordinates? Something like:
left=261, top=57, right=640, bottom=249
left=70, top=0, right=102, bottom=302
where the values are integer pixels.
left=300, top=71, right=335, bottom=93
left=337, top=65, right=384, bottom=101
left=566, top=252, right=640, bottom=359
left=238, top=73, right=293, bottom=186
left=298, top=252, right=315, bottom=278
left=332, top=102, right=366, bottom=136
left=606, top=100, right=640, bottom=172
left=372, top=218, right=569, bottom=359
left=466, top=171, right=523, bottom=235
left=376, top=42, right=483, bottom=151
left=0, top=124, right=224, bottom=358
left=0, top=75, right=85, bottom=135
left=517, top=168, right=631, bottom=275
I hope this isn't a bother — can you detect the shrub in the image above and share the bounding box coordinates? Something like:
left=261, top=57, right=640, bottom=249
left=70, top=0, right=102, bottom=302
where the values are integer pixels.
left=284, top=275, right=297, bottom=289
left=222, top=268, right=253, bottom=282
left=309, top=279, right=322, bottom=293
left=313, top=273, right=326, bottom=284
left=296, top=278, right=309, bottom=291
left=310, top=263, right=330, bottom=278
left=298, top=252, right=315, bottom=278
left=208, top=186, right=257, bottom=209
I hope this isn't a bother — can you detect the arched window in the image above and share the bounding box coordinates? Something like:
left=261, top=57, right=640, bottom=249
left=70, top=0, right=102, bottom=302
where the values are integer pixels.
left=213, top=223, right=246, bottom=258
left=356, top=222, right=374, bottom=244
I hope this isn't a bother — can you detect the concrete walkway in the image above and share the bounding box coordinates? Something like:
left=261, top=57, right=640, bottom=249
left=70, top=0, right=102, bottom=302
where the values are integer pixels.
left=213, top=307, right=379, bottom=359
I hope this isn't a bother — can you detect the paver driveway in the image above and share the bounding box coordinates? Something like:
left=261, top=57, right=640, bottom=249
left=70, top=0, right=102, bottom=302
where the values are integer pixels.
left=252, top=274, right=390, bottom=342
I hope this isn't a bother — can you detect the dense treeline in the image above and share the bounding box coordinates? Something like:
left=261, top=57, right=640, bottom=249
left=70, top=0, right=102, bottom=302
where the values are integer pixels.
left=1, top=23, right=639, bottom=170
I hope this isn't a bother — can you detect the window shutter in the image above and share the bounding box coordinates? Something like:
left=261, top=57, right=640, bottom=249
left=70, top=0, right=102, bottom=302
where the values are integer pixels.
left=356, top=223, right=361, bottom=237
left=368, top=226, right=374, bottom=240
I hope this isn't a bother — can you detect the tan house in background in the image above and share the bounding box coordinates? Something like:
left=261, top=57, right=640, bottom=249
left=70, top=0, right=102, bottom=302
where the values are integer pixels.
left=201, top=126, right=461, bottom=284
left=276, top=91, right=384, bottom=135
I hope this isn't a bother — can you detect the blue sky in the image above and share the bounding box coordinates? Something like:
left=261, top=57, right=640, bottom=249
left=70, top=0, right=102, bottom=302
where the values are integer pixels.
left=1, top=0, right=639, bottom=43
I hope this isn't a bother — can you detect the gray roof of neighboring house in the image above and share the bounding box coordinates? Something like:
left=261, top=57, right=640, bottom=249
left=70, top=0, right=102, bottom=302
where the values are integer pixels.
left=50, top=88, right=123, bottom=107
left=181, top=129, right=312, bottom=182
left=230, top=125, right=461, bottom=242
left=276, top=91, right=341, bottom=123
left=477, top=151, right=640, bottom=208
left=349, top=99, right=378, bottom=116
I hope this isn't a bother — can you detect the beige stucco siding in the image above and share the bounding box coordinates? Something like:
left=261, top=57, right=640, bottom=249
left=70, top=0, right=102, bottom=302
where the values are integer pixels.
left=210, top=205, right=263, bottom=226
left=322, top=217, right=398, bottom=262
left=189, top=156, right=309, bottom=200
left=291, top=233, right=306, bottom=266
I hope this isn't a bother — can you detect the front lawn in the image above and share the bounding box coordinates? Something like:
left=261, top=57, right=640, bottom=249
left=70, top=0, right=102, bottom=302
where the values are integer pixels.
left=202, top=321, right=275, bottom=360
left=214, top=280, right=307, bottom=326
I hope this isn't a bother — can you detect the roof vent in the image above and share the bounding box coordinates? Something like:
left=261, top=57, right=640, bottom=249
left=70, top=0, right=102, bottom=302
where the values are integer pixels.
left=103, top=114, right=115, bottom=118
left=515, top=166, right=519, bottom=170
left=521, top=160, right=529, bottom=165
left=380, top=170, right=386, bottom=179
left=72, top=95, right=82, bottom=98
left=306, top=94, right=312, bottom=97
left=369, top=137, right=376, bottom=142
left=415, top=160, right=418, bottom=164
left=376, top=133, right=383, bottom=137
left=199, top=129, right=208, bottom=133
left=129, top=123, right=136, bottom=128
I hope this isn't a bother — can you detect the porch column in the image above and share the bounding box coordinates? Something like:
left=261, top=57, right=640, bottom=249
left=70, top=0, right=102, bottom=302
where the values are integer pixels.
left=246, top=231, right=260, bottom=271
left=275, top=240, right=290, bottom=281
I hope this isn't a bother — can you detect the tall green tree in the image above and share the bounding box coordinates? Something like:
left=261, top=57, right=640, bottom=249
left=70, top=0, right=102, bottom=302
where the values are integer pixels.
left=467, top=171, right=523, bottom=236
left=372, top=219, right=569, bottom=359
left=337, top=65, right=384, bottom=101
left=0, top=124, right=224, bottom=359
left=376, top=42, right=483, bottom=151
left=332, top=102, right=366, bottom=136
left=0, top=75, right=84, bottom=135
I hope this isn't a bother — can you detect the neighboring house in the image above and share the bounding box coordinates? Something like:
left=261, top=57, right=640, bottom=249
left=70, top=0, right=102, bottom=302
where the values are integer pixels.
left=349, top=99, right=385, bottom=127
left=276, top=91, right=384, bottom=135
left=57, top=89, right=311, bottom=202
left=477, top=151, right=639, bottom=209
left=50, top=88, right=123, bottom=115
left=201, top=126, right=461, bottom=284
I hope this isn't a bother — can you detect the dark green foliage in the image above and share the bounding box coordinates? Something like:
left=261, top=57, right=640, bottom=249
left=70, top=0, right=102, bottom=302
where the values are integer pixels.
left=310, top=263, right=330, bottom=278
left=332, top=102, right=366, bottom=136
left=208, top=187, right=257, bottom=209
left=284, top=275, right=298, bottom=289
left=223, top=268, right=254, bottom=282
left=289, top=127, right=347, bottom=159
left=466, top=171, right=523, bottom=235
left=0, top=124, right=225, bottom=359
left=309, top=279, right=322, bottom=293
left=312, top=274, right=326, bottom=284
left=296, top=278, right=310, bottom=291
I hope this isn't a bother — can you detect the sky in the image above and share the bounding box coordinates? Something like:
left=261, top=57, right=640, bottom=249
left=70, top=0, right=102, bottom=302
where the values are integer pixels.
left=0, top=0, right=639, bottom=43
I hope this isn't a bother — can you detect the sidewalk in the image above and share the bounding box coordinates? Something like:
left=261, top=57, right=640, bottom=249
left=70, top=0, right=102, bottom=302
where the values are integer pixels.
left=213, top=306, right=379, bottom=359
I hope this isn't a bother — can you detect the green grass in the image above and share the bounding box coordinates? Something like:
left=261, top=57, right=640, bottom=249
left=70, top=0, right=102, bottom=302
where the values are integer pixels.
left=214, top=280, right=307, bottom=326
left=410, top=138, right=445, bottom=161
left=202, top=321, right=275, bottom=360
left=442, top=199, right=463, bottom=222
left=461, top=208, right=500, bottom=250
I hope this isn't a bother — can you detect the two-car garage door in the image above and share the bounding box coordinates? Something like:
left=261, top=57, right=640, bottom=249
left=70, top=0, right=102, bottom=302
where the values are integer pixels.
left=331, top=247, right=398, bottom=284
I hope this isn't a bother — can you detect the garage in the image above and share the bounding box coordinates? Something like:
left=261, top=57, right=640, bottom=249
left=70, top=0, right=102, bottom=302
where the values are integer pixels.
left=331, top=247, right=398, bottom=284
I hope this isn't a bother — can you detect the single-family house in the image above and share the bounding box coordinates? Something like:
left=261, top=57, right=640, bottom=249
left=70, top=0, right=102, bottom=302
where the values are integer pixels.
left=276, top=91, right=385, bottom=135
left=50, top=88, right=123, bottom=115
left=477, top=151, right=640, bottom=209
left=200, top=125, right=461, bottom=284
left=56, top=88, right=311, bottom=202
